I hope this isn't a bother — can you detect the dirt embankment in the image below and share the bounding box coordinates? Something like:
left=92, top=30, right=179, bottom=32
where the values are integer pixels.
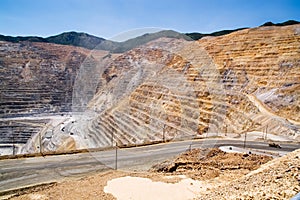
left=199, top=148, right=300, bottom=200
left=150, top=148, right=272, bottom=180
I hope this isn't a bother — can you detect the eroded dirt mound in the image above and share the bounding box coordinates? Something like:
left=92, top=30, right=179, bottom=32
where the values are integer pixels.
left=150, top=148, right=273, bottom=180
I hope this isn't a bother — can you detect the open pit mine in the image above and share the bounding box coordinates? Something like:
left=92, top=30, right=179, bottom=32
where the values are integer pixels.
left=0, top=24, right=299, bottom=155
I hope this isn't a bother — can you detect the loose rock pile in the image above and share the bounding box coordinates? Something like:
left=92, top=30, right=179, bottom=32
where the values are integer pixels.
left=200, top=149, right=300, bottom=200
left=150, top=148, right=273, bottom=180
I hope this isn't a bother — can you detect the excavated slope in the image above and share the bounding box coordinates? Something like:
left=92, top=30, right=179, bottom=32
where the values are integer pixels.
left=197, top=25, right=300, bottom=139
left=0, top=41, right=109, bottom=145
left=26, top=24, right=300, bottom=153
left=200, top=25, right=300, bottom=122
left=0, top=41, right=108, bottom=117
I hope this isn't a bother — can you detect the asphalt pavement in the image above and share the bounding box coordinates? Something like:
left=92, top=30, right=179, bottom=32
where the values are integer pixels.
left=0, top=139, right=299, bottom=195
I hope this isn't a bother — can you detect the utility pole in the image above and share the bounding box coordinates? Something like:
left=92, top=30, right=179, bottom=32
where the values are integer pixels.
left=38, top=132, right=42, bottom=155
left=115, top=145, right=118, bottom=170
left=12, top=145, right=15, bottom=155
left=111, top=130, right=114, bottom=147
left=265, top=125, right=268, bottom=141
left=11, top=127, right=15, bottom=156
left=243, top=132, right=247, bottom=148
left=162, top=124, right=166, bottom=143
left=243, top=120, right=253, bottom=149
left=9, top=123, right=15, bottom=156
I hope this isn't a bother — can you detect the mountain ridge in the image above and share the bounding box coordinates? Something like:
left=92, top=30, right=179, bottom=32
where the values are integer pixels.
left=0, top=20, right=298, bottom=53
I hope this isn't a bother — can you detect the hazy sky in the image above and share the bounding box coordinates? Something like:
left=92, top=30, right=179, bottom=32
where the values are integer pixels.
left=1, top=0, right=299, bottom=41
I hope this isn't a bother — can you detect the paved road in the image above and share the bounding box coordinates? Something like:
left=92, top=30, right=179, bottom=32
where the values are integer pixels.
left=0, top=139, right=299, bottom=194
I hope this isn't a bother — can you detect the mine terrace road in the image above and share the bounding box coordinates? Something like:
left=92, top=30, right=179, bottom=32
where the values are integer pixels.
left=0, top=139, right=299, bottom=194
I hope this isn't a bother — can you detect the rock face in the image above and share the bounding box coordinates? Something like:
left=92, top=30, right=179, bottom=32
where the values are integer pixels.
left=0, top=41, right=108, bottom=147
left=200, top=25, right=300, bottom=123
left=29, top=24, right=299, bottom=153
left=0, top=41, right=91, bottom=117
left=1, top=24, right=300, bottom=153
left=82, top=39, right=225, bottom=148
left=197, top=25, right=300, bottom=141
